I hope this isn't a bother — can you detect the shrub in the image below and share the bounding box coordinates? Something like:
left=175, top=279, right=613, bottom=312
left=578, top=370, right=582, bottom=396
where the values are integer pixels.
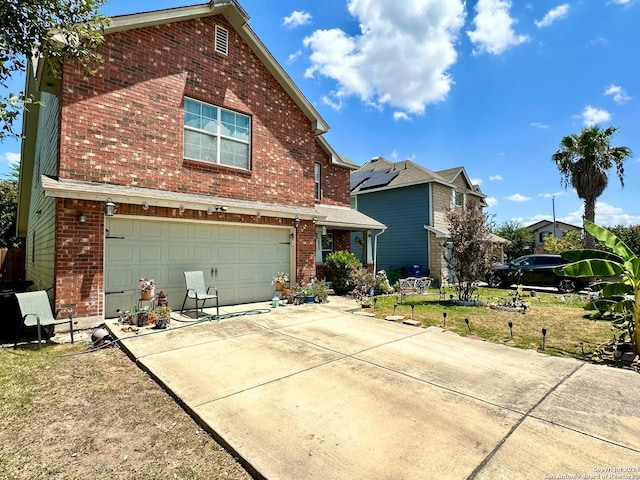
left=324, top=251, right=362, bottom=294
left=351, top=268, right=394, bottom=297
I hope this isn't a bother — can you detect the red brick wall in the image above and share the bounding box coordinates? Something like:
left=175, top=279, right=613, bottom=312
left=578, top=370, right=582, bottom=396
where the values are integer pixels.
left=53, top=13, right=355, bottom=317
left=54, top=199, right=105, bottom=316
left=59, top=15, right=346, bottom=208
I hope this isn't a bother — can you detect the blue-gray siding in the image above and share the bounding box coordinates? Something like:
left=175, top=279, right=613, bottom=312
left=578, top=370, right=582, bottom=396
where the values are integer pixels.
left=355, top=184, right=430, bottom=278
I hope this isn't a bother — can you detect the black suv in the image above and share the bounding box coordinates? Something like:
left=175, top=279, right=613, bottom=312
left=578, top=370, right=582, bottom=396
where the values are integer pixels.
left=486, top=254, right=591, bottom=293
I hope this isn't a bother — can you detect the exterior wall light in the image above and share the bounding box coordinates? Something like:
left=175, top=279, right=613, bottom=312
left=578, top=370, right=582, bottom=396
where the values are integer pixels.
left=293, top=216, right=301, bottom=229
left=79, top=214, right=87, bottom=223
left=105, top=198, right=116, bottom=216
left=142, top=201, right=149, bottom=210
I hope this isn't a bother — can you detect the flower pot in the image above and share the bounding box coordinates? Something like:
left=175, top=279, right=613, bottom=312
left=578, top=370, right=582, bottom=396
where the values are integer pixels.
left=141, top=288, right=154, bottom=300
left=305, top=295, right=314, bottom=303
left=274, top=280, right=285, bottom=291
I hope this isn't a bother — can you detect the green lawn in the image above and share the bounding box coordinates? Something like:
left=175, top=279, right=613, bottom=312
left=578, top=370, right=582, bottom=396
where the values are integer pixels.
left=370, top=286, right=616, bottom=360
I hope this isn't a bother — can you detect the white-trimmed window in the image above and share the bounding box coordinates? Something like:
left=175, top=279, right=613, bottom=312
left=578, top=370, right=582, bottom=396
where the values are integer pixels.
left=321, top=233, right=333, bottom=262
left=184, top=98, right=250, bottom=169
left=453, top=191, right=464, bottom=207
left=314, top=163, right=321, bottom=200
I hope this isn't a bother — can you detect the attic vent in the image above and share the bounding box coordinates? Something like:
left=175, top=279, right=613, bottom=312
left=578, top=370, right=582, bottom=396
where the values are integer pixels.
left=215, top=25, right=229, bottom=55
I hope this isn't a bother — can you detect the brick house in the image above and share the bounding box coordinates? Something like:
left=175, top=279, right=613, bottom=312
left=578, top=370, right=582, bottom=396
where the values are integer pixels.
left=17, top=1, right=384, bottom=325
left=350, top=157, right=506, bottom=286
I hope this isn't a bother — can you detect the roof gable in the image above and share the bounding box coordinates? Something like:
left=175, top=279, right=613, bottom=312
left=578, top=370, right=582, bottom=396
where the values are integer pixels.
left=35, top=0, right=329, bottom=135
left=351, top=157, right=486, bottom=200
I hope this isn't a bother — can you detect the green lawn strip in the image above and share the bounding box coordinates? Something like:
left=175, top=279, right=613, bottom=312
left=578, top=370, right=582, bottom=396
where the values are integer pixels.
left=373, top=287, right=614, bottom=360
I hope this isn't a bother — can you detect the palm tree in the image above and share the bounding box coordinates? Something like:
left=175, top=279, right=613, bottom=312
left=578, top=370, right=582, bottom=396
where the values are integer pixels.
left=552, top=125, right=631, bottom=248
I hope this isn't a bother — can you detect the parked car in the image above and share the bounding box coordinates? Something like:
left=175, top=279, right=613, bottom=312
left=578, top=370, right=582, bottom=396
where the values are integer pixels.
left=486, top=254, right=594, bottom=293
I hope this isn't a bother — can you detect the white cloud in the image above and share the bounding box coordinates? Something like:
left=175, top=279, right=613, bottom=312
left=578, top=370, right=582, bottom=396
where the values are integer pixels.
left=610, top=0, right=632, bottom=5
left=538, top=191, right=568, bottom=199
left=530, top=121, right=549, bottom=129
left=560, top=201, right=640, bottom=227
left=534, top=4, right=570, bottom=28
left=467, top=0, right=529, bottom=55
left=485, top=197, right=498, bottom=207
left=2, top=152, right=20, bottom=166
left=506, top=193, right=532, bottom=202
left=283, top=11, right=312, bottom=29
left=604, top=84, right=632, bottom=104
left=471, top=177, right=482, bottom=186
left=287, top=50, right=302, bottom=64
left=582, top=105, right=611, bottom=126
left=489, top=174, right=503, bottom=181
left=393, top=111, right=411, bottom=121
left=303, top=0, right=466, bottom=116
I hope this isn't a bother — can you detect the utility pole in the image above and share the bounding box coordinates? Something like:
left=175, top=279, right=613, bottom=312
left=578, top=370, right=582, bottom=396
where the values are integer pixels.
left=552, top=196, right=557, bottom=238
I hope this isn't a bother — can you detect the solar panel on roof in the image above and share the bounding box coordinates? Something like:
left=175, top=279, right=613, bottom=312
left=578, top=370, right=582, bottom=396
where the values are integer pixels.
left=359, top=169, right=399, bottom=190
left=350, top=169, right=374, bottom=190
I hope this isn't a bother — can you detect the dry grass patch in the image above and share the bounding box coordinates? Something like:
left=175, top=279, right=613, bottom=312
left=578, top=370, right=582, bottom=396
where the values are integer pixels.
left=0, top=343, right=251, bottom=480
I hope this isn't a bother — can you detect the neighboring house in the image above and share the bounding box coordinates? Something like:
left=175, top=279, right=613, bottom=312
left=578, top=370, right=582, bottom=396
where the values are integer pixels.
left=526, top=220, right=582, bottom=249
left=350, top=157, right=505, bottom=285
left=16, top=1, right=384, bottom=324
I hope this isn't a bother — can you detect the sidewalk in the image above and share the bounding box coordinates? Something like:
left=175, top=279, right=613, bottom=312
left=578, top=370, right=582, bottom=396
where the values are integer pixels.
left=106, top=297, right=640, bottom=479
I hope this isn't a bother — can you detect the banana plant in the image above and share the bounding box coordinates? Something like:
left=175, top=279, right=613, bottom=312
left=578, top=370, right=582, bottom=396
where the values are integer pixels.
left=554, top=220, right=639, bottom=354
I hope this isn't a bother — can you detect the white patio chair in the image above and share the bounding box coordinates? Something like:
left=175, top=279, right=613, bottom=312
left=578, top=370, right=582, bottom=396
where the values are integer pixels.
left=14, top=291, right=74, bottom=350
left=180, top=271, right=219, bottom=317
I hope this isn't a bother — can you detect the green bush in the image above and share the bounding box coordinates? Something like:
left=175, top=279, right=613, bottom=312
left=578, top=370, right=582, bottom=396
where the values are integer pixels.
left=351, top=268, right=394, bottom=296
left=324, top=251, right=362, bottom=294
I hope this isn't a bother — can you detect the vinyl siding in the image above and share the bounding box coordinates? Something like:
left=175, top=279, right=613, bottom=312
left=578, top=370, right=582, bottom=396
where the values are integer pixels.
left=25, top=92, right=59, bottom=293
left=355, top=184, right=430, bottom=277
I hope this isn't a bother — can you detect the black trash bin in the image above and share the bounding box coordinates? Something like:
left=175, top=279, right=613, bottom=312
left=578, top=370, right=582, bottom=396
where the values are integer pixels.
left=0, top=281, right=36, bottom=342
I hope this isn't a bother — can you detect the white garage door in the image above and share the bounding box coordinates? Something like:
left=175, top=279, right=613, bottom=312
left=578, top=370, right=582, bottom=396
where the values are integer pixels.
left=104, top=217, right=291, bottom=318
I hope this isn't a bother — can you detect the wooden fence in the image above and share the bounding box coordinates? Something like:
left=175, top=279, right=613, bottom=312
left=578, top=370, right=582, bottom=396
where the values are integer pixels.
left=0, top=248, right=26, bottom=281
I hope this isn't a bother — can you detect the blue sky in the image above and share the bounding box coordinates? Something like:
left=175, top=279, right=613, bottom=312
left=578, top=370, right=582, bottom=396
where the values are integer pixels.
left=2, top=0, right=638, bottom=228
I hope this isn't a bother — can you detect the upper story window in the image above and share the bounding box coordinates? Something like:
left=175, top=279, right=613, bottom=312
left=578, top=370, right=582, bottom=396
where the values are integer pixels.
left=314, top=163, right=321, bottom=200
left=184, top=98, right=250, bottom=170
left=453, top=191, right=464, bottom=207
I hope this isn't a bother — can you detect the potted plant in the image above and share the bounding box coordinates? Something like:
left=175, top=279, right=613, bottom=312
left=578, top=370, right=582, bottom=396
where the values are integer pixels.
left=152, top=305, right=172, bottom=329
left=272, top=272, right=289, bottom=291
left=140, top=278, right=155, bottom=300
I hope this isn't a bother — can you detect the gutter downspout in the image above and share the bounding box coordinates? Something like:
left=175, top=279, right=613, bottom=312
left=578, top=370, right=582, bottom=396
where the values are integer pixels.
left=373, top=228, right=387, bottom=273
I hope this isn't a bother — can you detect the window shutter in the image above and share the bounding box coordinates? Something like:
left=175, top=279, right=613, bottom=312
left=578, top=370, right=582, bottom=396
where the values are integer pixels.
left=215, top=25, right=229, bottom=55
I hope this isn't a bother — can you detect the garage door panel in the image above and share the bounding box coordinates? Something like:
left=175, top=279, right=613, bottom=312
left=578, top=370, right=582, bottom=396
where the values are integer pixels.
left=139, top=245, right=162, bottom=262
left=140, top=222, right=163, bottom=237
left=193, top=225, right=213, bottom=240
left=169, top=224, right=190, bottom=239
left=107, top=245, right=133, bottom=263
left=217, top=246, right=236, bottom=261
left=108, top=218, right=134, bottom=236
left=193, top=245, right=214, bottom=261
left=106, top=219, right=289, bottom=317
left=238, top=246, right=254, bottom=260
left=168, top=245, right=190, bottom=261
left=216, top=265, right=235, bottom=283
left=106, top=268, right=133, bottom=289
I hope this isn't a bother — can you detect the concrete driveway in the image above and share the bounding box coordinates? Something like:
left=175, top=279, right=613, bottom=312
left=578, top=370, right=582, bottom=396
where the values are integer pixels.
left=107, top=297, right=640, bottom=479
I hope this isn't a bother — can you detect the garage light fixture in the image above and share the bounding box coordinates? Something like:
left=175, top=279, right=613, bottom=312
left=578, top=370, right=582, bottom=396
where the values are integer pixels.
left=215, top=205, right=228, bottom=212
left=207, top=206, right=213, bottom=215
left=142, top=201, right=149, bottom=210
left=79, top=214, right=87, bottom=223
left=105, top=198, right=116, bottom=216
left=293, top=216, right=300, bottom=229
left=179, top=204, right=186, bottom=213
